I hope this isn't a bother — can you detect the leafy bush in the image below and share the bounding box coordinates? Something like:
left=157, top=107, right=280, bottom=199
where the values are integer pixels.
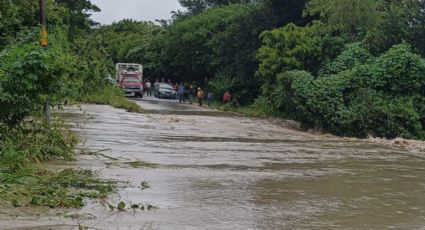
left=370, top=44, right=425, bottom=96
left=266, top=43, right=425, bottom=139
left=0, top=31, right=77, bottom=126
left=258, top=21, right=343, bottom=82
left=321, top=42, right=372, bottom=75
left=207, top=72, right=235, bottom=101
left=253, top=96, right=276, bottom=116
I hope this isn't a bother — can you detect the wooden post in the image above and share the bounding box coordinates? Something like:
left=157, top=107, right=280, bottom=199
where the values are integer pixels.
left=40, top=0, right=50, bottom=122
left=40, top=0, right=48, bottom=47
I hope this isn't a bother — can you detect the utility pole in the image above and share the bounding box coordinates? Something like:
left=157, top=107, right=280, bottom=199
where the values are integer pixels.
left=40, top=0, right=47, bottom=47
left=39, top=0, right=50, bottom=122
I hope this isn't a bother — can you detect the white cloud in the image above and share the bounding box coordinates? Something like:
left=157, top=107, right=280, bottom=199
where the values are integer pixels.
left=90, top=0, right=184, bottom=25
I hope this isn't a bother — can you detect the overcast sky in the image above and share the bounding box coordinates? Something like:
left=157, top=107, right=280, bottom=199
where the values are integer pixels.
left=90, top=0, right=185, bottom=25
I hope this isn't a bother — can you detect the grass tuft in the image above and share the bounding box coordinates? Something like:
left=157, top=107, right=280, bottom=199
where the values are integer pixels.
left=0, top=118, right=77, bottom=171
left=0, top=118, right=115, bottom=208
left=0, top=166, right=115, bottom=208
left=80, top=86, right=141, bottom=113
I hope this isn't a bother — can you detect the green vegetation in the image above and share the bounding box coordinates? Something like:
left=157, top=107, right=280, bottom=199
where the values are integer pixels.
left=0, top=119, right=76, bottom=170
left=80, top=87, right=141, bottom=113
left=0, top=167, right=114, bottom=208
left=93, top=0, right=425, bottom=140
left=0, top=119, right=115, bottom=208
left=0, top=0, right=121, bottom=209
left=254, top=0, right=425, bottom=139
left=91, top=20, right=162, bottom=65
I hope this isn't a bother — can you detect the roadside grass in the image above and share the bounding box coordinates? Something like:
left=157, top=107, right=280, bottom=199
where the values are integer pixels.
left=0, top=119, right=76, bottom=170
left=80, top=86, right=141, bottom=113
left=0, top=118, right=116, bottom=208
left=0, top=167, right=115, bottom=208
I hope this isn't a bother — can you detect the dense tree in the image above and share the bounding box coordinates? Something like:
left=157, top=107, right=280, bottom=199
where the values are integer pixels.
left=0, top=0, right=19, bottom=49
left=408, top=0, right=425, bottom=55
left=0, top=0, right=98, bottom=50
left=154, top=5, right=258, bottom=82
left=0, top=0, right=113, bottom=126
left=141, top=5, right=270, bottom=103
left=177, top=0, right=253, bottom=16
left=264, top=44, right=425, bottom=139
left=305, top=0, right=380, bottom=39
left=259, top=0, right=307, bottom=27
left=0, top=29, right=77, bottom=126
left=133, top=0, right=306, bottom=104
left=254, top=0, right=425, bottom=139
left=365, top=0, right=425, bottom=55
left=175, top=0, right=306, bottom=27
left=55, top=0, right=100, bottom=37
left=258, top=21, right=342, bottom=78
left=257, top=20, right=344, bottom=102
left=92, top=20, right=162, bottom=64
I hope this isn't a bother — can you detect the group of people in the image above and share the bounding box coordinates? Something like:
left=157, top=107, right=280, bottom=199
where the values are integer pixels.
left=176, top=83, right=208, bottom=106
left=143, top=79, right=232, bottom=106
left=142, top=79, right=165, bottom=97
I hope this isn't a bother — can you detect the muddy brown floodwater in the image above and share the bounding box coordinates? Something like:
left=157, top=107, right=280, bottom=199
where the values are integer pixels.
left=1, top=97, right=425, bottom=230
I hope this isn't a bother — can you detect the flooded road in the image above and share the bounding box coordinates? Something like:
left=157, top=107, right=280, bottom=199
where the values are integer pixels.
left=2, top=97, right=425, bottom=229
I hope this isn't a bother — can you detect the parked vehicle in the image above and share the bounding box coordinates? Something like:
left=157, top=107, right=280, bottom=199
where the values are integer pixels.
left=116, top=63, right=144, bottom=97
left=155, top=83, right=177, bottom=99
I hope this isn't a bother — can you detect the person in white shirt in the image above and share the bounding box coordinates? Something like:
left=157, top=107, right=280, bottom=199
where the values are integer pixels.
left=146, top=80, right=152, bottom=96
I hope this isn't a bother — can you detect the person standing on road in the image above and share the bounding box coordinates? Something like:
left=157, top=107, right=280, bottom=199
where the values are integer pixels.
left=175, top=83, right=180, bottom=99
left=173, top=83, right=179, bottom=100
left=178, top=83, right=186, bottom=103
left=189, top=85, right=195, bottom=104
left=207, top=91, right=214, bottom=106
left=223, top=91, right=232, bottom=104
left=197, top=87, right=204, bottom=106
left=154, top=79, right=160, bottom=97
left=146, top=80, right=152, bottom=97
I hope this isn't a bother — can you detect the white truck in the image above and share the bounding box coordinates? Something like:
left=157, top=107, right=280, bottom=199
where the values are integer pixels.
left=116, top=63, right=144, bottom=97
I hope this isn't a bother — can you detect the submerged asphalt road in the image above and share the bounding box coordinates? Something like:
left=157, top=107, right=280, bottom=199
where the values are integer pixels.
left=1, top=96, right=425, bottom=229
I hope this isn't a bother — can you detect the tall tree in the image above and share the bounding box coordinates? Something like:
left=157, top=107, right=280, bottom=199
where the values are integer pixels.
left=176, top=0, right=254, bottom=17
left=92, top=19, right=162, bottom=64
left=56, top=0, right=100, bottom=37
left=365, top=0, right=425, bottom=55
left=305, top=0, right=380, bottom=39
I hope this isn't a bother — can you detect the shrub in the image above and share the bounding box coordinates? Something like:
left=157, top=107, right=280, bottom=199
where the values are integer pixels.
left=370, top=43, right=425, bottom=96
left=0, top=33, right=76, bottom=127
left=321, top=42, right=372, bottom=75
left=207, top=72, right=235, bottom=101
left=0, top=119, right=77, bottom=171
left=266, top=43, right=425, bottom=139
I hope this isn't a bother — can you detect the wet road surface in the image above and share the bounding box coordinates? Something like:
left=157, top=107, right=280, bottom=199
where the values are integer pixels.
left=1, top=97, right=425, bottom=229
